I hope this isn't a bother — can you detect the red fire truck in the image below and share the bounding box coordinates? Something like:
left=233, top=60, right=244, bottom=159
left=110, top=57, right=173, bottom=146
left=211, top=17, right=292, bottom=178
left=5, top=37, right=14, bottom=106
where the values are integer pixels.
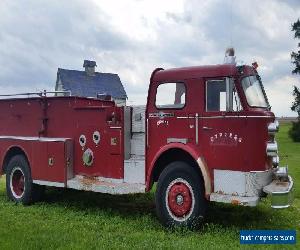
left=0, top=63, right=294, bottom=228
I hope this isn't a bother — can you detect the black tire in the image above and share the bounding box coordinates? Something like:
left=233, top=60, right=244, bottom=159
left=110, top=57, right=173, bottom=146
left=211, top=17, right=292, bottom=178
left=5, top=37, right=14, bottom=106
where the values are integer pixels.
left=155, top=161, right=207, bottom=228
left=6, top=154, right=44, bottom=204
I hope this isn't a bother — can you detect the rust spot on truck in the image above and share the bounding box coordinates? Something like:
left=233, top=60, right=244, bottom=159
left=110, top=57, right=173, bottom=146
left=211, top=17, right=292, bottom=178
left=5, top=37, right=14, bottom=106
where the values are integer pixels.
left=80, top=176, right=98, bottom=187
left=231, top=200, right=240, bottom=205
left=79, top=176, right=115, bottom=190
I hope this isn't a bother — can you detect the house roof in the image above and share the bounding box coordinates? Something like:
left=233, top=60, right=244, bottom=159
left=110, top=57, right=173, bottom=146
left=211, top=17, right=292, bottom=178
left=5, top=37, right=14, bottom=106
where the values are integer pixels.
left=56, top=68, right=127, bottom=99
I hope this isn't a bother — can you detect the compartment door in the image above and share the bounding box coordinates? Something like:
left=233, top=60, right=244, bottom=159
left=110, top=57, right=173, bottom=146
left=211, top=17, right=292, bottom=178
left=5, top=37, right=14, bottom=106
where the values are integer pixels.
left=31, top=139, right=73, bottom=185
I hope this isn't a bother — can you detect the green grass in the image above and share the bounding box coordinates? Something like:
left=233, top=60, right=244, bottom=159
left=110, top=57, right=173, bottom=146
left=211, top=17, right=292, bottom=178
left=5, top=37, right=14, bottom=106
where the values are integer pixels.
left=0, top=122, right=299, bottom=249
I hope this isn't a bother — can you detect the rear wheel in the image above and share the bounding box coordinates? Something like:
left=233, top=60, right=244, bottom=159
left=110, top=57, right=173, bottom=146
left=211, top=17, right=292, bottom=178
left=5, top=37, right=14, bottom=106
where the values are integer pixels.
left=6, top=155, right=43, bottom=204
left=155, top=161, right=207, bottom=228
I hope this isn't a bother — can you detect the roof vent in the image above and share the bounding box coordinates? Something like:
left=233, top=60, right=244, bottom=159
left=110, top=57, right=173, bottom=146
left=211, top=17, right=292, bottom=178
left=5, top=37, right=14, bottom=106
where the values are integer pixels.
left=83, top=60, right=97, bottom=76
left=224, top=47, right=236, bottom=64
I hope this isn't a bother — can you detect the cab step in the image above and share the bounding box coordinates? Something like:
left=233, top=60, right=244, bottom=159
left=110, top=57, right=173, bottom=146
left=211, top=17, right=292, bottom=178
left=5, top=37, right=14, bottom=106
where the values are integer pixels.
left=67, top=175, right=146, bottom=195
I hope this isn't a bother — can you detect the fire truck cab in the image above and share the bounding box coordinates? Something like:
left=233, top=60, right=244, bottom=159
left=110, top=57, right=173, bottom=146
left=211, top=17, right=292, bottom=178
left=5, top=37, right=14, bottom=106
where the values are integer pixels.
left=0, top=63, right=294, bottom=228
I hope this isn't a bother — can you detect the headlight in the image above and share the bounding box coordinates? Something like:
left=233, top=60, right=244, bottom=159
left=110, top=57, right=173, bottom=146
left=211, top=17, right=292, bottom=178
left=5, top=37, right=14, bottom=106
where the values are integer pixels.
left=267, top=141, right=278, bottom=156
left=268, top=120, right=279, bottom=135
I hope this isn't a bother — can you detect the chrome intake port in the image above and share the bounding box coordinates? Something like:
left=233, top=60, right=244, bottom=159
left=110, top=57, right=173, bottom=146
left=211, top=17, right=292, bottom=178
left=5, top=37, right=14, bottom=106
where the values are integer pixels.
left=268, top=120, right=279, bottom=135
left=267, top=141, right=278, bottom=157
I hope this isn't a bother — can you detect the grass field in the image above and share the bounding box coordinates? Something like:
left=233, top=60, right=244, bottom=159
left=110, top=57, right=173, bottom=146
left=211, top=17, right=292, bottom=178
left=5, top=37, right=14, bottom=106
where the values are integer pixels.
left=0, top=123, right=299, bottom=249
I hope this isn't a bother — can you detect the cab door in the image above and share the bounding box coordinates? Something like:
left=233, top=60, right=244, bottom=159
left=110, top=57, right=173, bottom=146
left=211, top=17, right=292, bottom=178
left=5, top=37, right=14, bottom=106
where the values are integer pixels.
left=200, top=77, right=245, bottom=172
left=147, top=81, right=192, bottom=158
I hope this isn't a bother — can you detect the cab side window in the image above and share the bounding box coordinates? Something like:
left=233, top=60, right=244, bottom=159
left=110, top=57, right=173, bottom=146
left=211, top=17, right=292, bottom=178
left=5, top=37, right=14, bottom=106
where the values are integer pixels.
left=206, top=78, right=242, bottom=112
left=206, top=79, right=226, bottom=111
left=156, top=82, right=186, bottom=109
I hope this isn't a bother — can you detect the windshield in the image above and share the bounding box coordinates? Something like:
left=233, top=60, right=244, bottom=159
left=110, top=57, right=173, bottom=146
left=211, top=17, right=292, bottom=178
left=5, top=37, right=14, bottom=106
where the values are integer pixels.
left=241, top=75, right=269, bottom=108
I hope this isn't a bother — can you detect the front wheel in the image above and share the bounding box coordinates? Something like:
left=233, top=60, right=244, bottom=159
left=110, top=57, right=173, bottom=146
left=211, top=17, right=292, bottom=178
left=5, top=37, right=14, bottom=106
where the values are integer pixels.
left=155, top=161, right=207, bottom=228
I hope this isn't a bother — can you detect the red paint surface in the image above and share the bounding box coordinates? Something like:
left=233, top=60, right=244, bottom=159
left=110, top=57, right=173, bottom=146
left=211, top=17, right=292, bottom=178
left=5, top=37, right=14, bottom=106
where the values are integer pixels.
left=0, top=97, right=124, bottom=183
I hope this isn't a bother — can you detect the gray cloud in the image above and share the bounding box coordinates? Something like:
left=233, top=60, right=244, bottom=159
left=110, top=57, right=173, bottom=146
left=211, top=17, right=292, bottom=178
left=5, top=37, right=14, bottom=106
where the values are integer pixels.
left=0, top=0, right=133, bottom=89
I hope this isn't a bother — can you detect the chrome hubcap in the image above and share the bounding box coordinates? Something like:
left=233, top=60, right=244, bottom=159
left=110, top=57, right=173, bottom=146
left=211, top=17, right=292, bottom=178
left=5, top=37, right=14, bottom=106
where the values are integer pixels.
left=176, top=194, right=184, bottom=205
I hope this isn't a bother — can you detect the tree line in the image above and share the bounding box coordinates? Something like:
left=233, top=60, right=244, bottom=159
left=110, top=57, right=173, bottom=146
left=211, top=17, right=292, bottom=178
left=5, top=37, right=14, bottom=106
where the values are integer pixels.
left=290, top=19, right=300, bottom=142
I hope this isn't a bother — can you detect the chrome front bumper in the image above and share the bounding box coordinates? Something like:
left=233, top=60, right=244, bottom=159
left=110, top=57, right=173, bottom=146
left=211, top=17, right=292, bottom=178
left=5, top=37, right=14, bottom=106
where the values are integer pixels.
left=209, top=168, right=294, bottom=208
left=263, top=175, right=294, bottom=208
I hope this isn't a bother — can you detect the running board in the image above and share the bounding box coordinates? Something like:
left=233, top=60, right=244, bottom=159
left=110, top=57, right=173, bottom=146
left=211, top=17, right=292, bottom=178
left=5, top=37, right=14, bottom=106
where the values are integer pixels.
left=67, top=175, right=146, bottom=195
left=210, top=193, right=260, bottom=207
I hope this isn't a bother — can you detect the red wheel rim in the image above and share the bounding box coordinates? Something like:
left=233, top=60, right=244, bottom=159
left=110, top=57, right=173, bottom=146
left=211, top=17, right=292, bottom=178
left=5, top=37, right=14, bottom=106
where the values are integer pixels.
left=167, top=180, right=193, bottom=218
left=11, top=168, right=25, bottom=198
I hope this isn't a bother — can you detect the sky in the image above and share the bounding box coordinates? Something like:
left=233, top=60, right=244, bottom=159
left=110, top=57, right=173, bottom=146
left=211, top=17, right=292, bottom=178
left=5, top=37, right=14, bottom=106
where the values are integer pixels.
left=0, top=0, right=299, bottom=117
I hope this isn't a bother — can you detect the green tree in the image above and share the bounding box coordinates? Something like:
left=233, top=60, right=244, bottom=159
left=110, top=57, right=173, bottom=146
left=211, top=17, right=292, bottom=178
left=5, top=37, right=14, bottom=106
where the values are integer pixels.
left=289, top=19, right=300, bottom=142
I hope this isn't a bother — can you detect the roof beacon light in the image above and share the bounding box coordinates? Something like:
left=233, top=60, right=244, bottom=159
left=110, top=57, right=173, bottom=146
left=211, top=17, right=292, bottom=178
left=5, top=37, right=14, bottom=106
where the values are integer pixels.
left=224, top=47, right=236, bottom=65
left=252, top=62, right=258, bottom=69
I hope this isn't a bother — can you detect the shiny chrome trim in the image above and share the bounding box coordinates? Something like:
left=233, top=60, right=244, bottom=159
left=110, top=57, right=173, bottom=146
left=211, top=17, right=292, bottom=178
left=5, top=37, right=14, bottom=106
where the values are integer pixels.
left=167, top=138, right=188, bottom=144
left=272, top=176, right=293, bottom=195
left=268, top=120, right=279, bottom=135
left=0, top=136, right=70, bottom=142
left=249, top=169, right=273, bottom=173
left=109, top=126, right=122, bottom=129
left=203, top=115, right=272, bottom=118
left=146, top=118, right=149, bottom=147
left=272, top=155, right=280, bottom=167
left=226, top=77, right=231, bottom=110
left=149, top=112, right=174, bottom=118
left=177, top=116, right=194, bottom=119
left=263, top=176, right=294, bottom=209
left=195, top=113, right=199, bottom=145
left=266, top=141, right=278, bottom=156
left=176, top=115, right=272, bottom=119
left=274, top=166, right=288, bottom=179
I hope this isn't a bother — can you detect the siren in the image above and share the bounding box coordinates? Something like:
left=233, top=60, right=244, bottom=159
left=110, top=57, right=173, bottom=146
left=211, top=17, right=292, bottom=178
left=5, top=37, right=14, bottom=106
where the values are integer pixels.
left=224, top=47, right=236, bottom=64
left=252, top=62, right=258, bottom=69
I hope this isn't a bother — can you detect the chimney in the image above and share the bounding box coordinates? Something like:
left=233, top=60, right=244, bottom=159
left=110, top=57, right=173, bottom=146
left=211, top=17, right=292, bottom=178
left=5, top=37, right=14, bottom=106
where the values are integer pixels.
left=83, top=60, right=97, bottom=76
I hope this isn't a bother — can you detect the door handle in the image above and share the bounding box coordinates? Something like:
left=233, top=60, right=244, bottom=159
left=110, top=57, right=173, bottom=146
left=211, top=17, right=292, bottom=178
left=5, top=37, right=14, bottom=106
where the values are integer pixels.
left=202, top=126, right=213, bottom=130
